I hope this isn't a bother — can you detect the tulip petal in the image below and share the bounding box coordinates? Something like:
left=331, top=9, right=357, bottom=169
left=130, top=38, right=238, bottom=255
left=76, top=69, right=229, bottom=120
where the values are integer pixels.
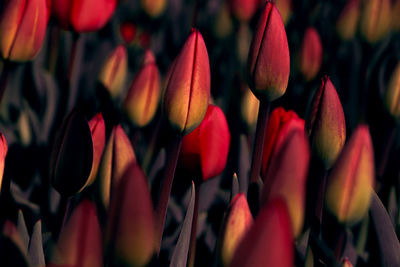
left=70, top=0, right=116, bottom=32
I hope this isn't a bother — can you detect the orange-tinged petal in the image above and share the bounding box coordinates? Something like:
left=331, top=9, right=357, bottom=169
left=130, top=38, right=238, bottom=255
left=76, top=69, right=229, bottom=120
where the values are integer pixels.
left=275, top=0, right=292, bottom=25
left=241, top=87, right=260, bottom=128
left=392, top=0, right=400, bottom=31
left=163, top=29, right=210, bottom=135
left=336, top=0, right=361, bottom=40
left=141, top=0, right=167, bottom=18
left=70, top=0, right=116, bottom=32
left=0, top=133, right=8, bottom=193
left=298, top=27, right=323, bottom=81
left=360, top=0, right=391, bottom=43
left=384, top=61, right=400, bottom=118
left=325, top=125, right=375, bottom=226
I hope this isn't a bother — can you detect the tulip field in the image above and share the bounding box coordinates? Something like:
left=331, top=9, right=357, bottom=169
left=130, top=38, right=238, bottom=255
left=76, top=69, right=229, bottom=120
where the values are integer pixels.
left=0, top=0, right=400, bottom=266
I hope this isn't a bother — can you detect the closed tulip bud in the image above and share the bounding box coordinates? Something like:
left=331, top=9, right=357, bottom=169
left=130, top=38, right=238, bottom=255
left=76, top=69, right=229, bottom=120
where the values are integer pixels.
left=275, top=0, right=292, bottom=26
left=392, top=0, right=400, bottom=31
left=261, top=107, right=304, bottom=178
left=360, top=0, right=391, bottom=43
left=325, top=125, right=375, bottom=226
left=229, top=198, right=293, bottom=267
left=261, top=122, right=310, bottom=237
left=298, top=27, right=323, bottom=81
left=119, top=22, right=137, bottom=45
left=306, top=76, right=346, bottom=169
left=141, top=0, right=167, bottom=18
left=229, top=0, right=258, bottom=22
left=0, top=133, right=8, bottom=193
left=52, top=0, right=116, bottom=32
left=179, top=105, right=231, bottom=182
left=163, top=29, right=210, bottom=135
left=99, top=45, right=128, bottom=98
left=214, top=3, right=233, bottom=39
left=49, top=200, right=103, bottom=267
left=98, top=125, right=136, bottom=208
left=384, top=61, right=400, bottom=118
left=241, top=88, right=260, bottom=128
left=247, top=1, right=290, bottom=102
left=124, top=50, right=161, bottom=127
left=336, top=0, right=361, bottom=40
left=218, top=193, right=253, bottom=267
left=106, top=163, right=155, bottom=267
left=0, top=0, right=48, bottom=62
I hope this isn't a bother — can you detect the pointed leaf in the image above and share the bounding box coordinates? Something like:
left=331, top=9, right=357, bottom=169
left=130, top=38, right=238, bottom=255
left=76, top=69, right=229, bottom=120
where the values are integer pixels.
left=28, top=220, right=45, bottom=267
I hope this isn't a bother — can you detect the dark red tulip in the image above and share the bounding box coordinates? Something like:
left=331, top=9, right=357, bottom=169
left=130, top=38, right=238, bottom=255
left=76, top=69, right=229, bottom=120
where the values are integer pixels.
left=229, top=0, right=258, bottom=22
left=298, top=27, right=323, bottom=81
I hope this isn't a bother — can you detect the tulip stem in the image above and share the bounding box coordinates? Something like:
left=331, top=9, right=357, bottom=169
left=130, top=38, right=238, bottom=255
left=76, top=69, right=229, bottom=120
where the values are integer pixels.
left=155, top=135, right=182, bottom=253
left=0, top=61, right=12, bottom=105
left=143, top=117, right=162, bottom=174
left=188, top=183, right=200, bottom=267
left=54, top=195, right=69, bottom=240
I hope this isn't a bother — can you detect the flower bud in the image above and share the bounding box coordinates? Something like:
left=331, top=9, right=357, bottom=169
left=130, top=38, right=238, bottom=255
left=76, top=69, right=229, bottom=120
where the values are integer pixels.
left=214, top=3, right=233, bottom=39
left=163, top=29, right=210, bottom=135
left=229, top=198, right=293, bottom=267
left=247, top=1, right=290, bottom=102
left=179, top=105, right=231, bottom=182
left=359, top=0, right=391, bottom=43
left=261, top=107, right=304, bottom=178
left=298, top=27, right=323, bottom=81
left=383, top=61, right=400, bottom=118
left=106, top=163, right=155, bottom=267
left=306, top=76, right=346, bottom=169
left=98, top=125, right=136, bottom=208
left=52, top=0, right=116, bottom=32
left=124, top=50, right=161, bottom=127
left=141, top=0, right=167, bottom=18
left=241, top=87, right=260, bottom=128
left=325, top=125, right=375, bottom=226
left=261, top=122, right=310, bottom=237
left=99, top=45, right=128, bottom=98
left=342, top=258, right=354, bottom=267
left=0, top=0, right=48, bottom=62
left=275, top=0, right=292, bottom=26
left=336, top=0, right=361, bottom=40
left=49, top=200, right=103, bottom=267
left=229, top=0, right=258, bottom=22
left=218, top=193, right=253, bottom=267
left=0, top=133, right=8, bottom=193
left=119, top=22, right=137, bottom=45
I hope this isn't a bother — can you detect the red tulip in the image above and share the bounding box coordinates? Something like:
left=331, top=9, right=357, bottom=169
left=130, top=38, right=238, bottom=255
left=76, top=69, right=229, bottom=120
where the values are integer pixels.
left=179, top=104, right=231, bottom=182
left=229, top=197, right=293, bottom=267
left=119, top=22, right=137, bottom=45
left=298, top=27, right=323, bottom=81
left=52, top=0, right=116, bottom=32
left=261, top=107, right=304, bottom=178
left=247, top=1, right=290, bottom=101
left=229, top=0, right=259, bottom=22
left=163, top=28, right=210, bottom=135
left=0, top=133, right=8, bottom=193
left=0, top=0, right=48, bottom=62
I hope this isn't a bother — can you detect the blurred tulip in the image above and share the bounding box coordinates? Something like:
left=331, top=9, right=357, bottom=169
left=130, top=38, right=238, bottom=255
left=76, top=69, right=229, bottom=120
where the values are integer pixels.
left=119, top=22, right=137, bottom=45
left=106, top=163, right=155, bottom=267
left=141, top=0, right=167, bottom=18
left=260, top=121, right=310, bottom=237
left=241, top=88, right=260, bottom=128
left=99, top=45, right=128, bottom=98
left=342, top=258, right=354, bottom=267
left=98, top=125, right=136, bottom=208
left=237, top=24, right=252, bottom=65
left=52, top=0, right=116, bottom=32
left=336, top=0, right=361, bottom=40
left=229, top=0, right=258, bottom=22
left=298, top=27, right=323, bottom=81
left=49, top=200, right=103, bottom=267
left=359, top=0, right=391, bottom=43
left=229, top=198, right=293, bottom=267
left=0, top=133, right=8, bottom=193
left=163, top=28, right=210, bottom=135
left=179, top=105, right=231, bottom=182
left=392, top=0, right=400, bottom=31
left=124, top=50, right=161, bottom=127
left=306, top=76, right=346, bottom=169
left=275, top=0, right=292, bottom=26
left=384, top=61, right=400, bottom=118
left=325, top=125, right=375, bottom=226
left=0, top=0, right=48, bottom=62
left=261, top=107, right=304, bottom=178
left=247, top=1, right=290, bottom=102
left=217, top=193, right=253, bottom=267
left=214, top=3, right=233, bottom=39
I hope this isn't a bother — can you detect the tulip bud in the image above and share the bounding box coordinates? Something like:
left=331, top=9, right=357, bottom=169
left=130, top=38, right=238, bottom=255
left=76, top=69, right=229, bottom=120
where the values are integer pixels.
left=179, top=105, right=231, bottom=182
left=342, top=258, right=354, bottom=267
left=298, top=27, right=323, bottom=81
left=0, top=0, right=48, bottom=62
left=217, top=193, right=253, bottom=267
left=241, top=88, right=260, bottom=128
left=336, top=0, right=361, bottom=40
left=124, top=50, right=161, bottom=127
left=1, top=220, right=30, bottom=266
left=119, top=22, right=137, bottom=45
left=52, top=0, right=116, bottom=32
left=359, top=0, right=391, bottom=43
left=99, top=45, right=128, bottom=98
left=275, top=0, right=292, bottom=26
left=0, top=133, right=8, bottom=193
left=247, top=1, right=290, bottom=102
left=229, top=198, right=293, bottom=267
left=306, top=76, right=346, bottom=169
left=106, top=163, right=155, bottom=267
left=229, top=0, right=258, bottom=22
left=261, top=122, right=310, bottom=237
left=214, top=3, right=233, bottom=39
left=392, top=0, right=400, bottom=31
left=383, top=61, right=400, bottom=118
left=141, top=0, right=167, bottom=18
left=163, top=29, right=210, bottom=135
left=261, top=107, right=304, bottom=178
left=98, top=125, right=136, bottom=208
left=325, top=125, right=375, bottom=226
